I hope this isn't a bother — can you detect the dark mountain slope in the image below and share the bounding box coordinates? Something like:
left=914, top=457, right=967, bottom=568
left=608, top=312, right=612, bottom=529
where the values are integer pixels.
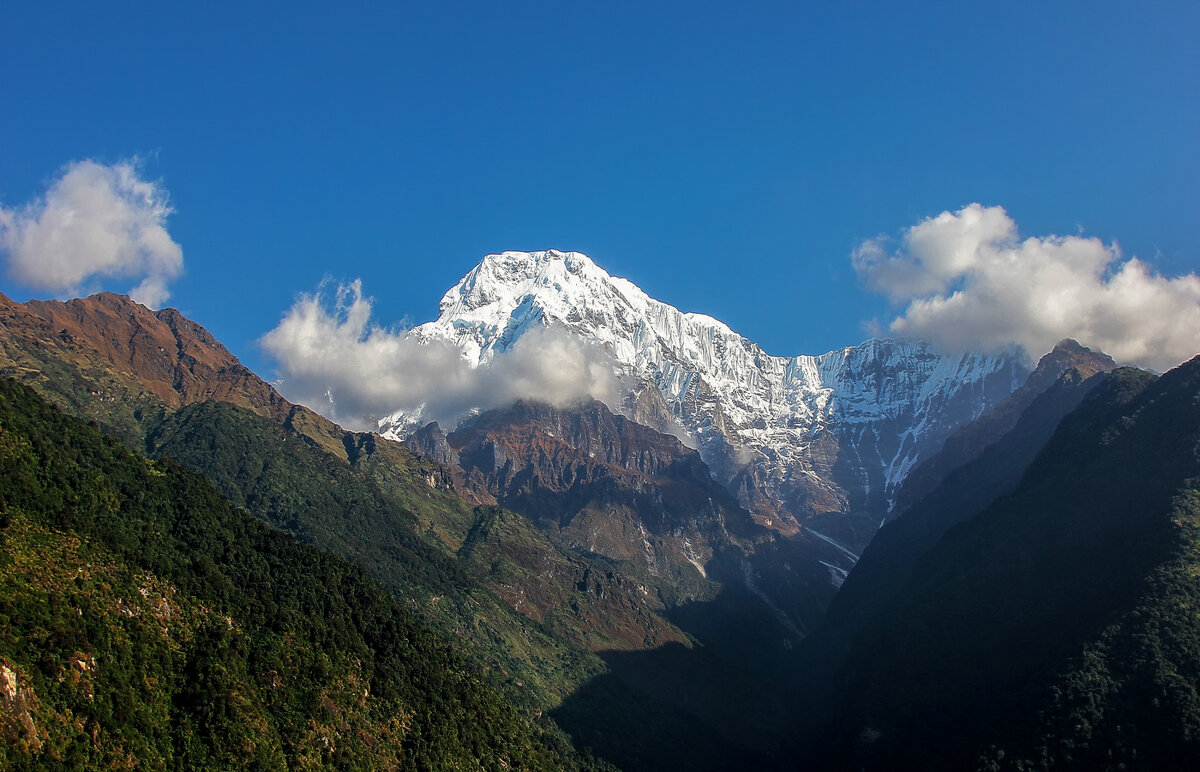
left=824, top=357, right=1113, bottom=642
left=786, top=346, right=1113, bottom=757
left=0, top=378, right=602, bottom=770
left=808, top=358, right=1200, bottom=769
left=894, top=338, right=1116, bottom=514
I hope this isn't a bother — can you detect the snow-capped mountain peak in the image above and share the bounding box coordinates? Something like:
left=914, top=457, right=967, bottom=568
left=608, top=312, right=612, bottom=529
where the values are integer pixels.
left=419, top=249, right=737, bottom=364
left=387, top=249, right=1028, bottom=539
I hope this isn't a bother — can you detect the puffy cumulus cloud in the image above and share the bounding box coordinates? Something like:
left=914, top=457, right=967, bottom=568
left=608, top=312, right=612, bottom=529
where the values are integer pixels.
left=260, top=280, right=625, bottom=431
left=0, top=160, right=183, bottom=307
left=854, top=203, right=1200, bottom=372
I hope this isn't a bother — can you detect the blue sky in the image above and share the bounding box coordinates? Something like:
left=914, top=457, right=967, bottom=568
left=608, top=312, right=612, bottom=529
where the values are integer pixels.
left=1, top=2, right=1198, bottom=375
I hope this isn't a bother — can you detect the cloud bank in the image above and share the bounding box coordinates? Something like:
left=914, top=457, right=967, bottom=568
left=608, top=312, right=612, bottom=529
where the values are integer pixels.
left=854, top=203, right=1200, bottom=371
left=261, top=280, right=624, bottom=431
left=0, top=160, right=183, bottom=307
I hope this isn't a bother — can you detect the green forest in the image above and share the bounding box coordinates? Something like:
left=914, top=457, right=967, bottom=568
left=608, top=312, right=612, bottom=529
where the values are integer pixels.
left=0, top=378, right=608, bottom=770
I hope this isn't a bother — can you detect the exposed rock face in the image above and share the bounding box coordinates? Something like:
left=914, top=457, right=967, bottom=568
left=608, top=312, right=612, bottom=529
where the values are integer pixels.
left=407, top=398, right=858, bottom=637
left=381, top=250, right=1028, bottom=542
left=0, top=292, right=355, bottom=459
left=0, top=659, right=41, bottom=755
left=419, top=398, right=763, bottom=593
left=453, top=400, right=721, bottom=493
left=19, top=293, right=285, bottom=413
left=404, top=421, right=461, bottom=468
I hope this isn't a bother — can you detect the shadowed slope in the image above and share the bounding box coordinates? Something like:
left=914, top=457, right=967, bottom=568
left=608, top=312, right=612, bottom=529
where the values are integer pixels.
left=807, top=358, right=1200, bottom=769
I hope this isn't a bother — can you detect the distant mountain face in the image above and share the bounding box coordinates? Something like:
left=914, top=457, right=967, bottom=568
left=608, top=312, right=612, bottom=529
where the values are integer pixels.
left=827, top=341, right=1116, bottom=635
left=893, top=338, right=1117, bottom=513
left=381, top=250, right=1029, bottom=541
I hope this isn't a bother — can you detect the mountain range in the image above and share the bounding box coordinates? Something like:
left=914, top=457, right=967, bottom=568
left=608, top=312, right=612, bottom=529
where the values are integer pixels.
left=2, top=251, right=1200, bottom=770
left=386, top=250, right=1028, bottom=545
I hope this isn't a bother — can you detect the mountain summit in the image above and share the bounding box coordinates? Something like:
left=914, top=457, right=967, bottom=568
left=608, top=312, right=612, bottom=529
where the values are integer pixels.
left=382, top=250, right=1028, bottom=542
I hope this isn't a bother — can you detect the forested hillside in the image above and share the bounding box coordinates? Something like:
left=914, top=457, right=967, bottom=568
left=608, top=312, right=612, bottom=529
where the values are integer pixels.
left=0, top=378, right=606, bottom=770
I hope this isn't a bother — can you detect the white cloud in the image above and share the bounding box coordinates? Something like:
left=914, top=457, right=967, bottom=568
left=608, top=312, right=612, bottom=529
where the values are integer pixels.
left=0, top=160, right=183, bottom=307
left=854, top=203, right=1200, bottom=372
left=260, top=280, right=625, bottom=431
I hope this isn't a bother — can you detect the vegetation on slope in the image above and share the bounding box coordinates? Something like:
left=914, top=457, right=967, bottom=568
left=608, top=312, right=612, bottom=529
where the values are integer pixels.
left=147, top=401, right=788, bottom=770
left=145, top=400, right=606, bottom=710
left=0, top=378, right=605, bottom=770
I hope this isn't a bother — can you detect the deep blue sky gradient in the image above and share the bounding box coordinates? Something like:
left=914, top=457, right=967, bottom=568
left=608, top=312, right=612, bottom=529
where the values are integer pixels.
left=2, top=2, right=1197, bottom=373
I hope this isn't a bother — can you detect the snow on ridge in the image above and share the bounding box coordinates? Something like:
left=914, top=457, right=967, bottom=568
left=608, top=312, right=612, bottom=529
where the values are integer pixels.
left=384, top=249, right=1027, bottom=523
